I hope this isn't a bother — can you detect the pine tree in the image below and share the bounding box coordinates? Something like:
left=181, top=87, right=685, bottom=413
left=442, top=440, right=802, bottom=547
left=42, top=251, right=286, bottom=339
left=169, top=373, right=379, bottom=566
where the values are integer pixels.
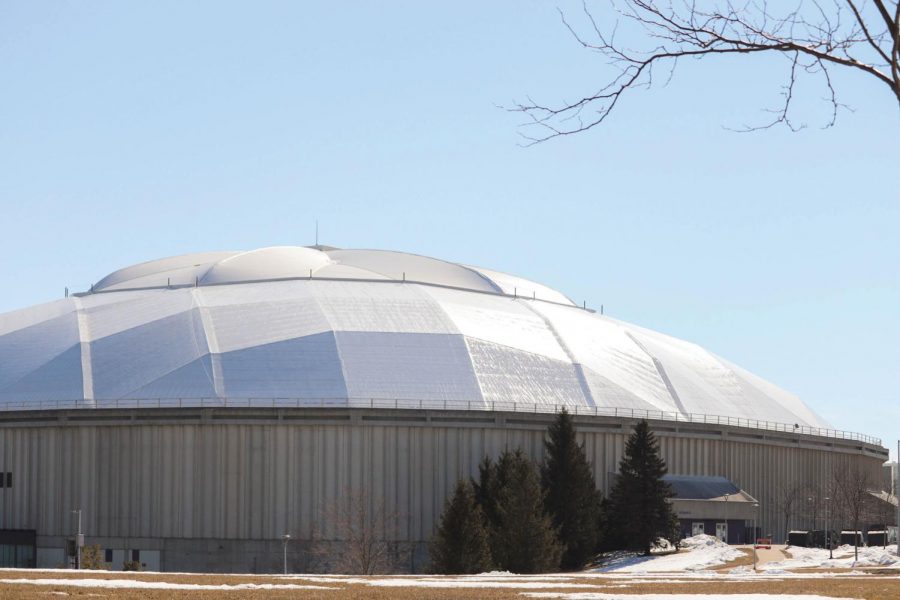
left=430, top=479, right=493, bottom=574
left=541, top=408, right=602, bottom=570
left=490, top=449, right=563, bottom=573
left=608, top=420, right=677, bottom=555
left=473, top=455, right=501, bottom=531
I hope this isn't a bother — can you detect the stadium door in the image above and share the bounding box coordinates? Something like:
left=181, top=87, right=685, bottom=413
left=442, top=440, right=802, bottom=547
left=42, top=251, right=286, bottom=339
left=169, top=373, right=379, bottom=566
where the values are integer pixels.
left=716, top=522, right=728, bottom=543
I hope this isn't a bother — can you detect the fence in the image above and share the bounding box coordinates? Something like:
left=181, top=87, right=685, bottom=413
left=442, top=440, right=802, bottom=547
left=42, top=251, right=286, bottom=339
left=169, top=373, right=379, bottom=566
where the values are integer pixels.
left=0, top=396, right=882, bottom=446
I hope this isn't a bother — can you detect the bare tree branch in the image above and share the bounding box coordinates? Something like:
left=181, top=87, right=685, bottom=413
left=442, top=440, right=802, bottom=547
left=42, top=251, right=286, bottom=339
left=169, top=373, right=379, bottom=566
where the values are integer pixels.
left=511, top=0, right=900, bottom=142
left=312, top=487, right=408, bottom=574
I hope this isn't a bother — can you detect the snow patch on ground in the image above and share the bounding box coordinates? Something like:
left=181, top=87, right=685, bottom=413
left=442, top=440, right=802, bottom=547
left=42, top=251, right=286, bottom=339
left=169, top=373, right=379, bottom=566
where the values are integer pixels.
left=0, top=578, right=334, bottom=591
left=593, top=534, right=744, bottom=573
left=762, top=545, right=900, bottom=570
left=300, top=575, right=602, bottom=589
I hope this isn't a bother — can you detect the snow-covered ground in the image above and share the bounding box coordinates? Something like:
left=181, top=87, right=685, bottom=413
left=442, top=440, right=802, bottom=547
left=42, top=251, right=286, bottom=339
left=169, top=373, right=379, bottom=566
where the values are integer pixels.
left=593, top=534, right=744, bottom=573
left=761, top=544, right=900, bottom=570
left=1, top=540, right=898, bottom=598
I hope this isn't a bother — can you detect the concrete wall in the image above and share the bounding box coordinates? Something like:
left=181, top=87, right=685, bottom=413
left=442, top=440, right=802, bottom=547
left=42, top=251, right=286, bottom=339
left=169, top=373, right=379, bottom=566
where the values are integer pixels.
left=0, top=407, right=887, bottom=572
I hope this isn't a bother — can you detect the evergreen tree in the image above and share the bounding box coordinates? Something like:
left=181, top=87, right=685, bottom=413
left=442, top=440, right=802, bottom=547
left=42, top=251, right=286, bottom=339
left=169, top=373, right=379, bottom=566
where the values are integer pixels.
left=608, top=420, right=677, bottom=555
left=473, top=455, right=501, bottom=531
left=596, top=496, right=619, bottom=552
left=430, top=479, right=493, bottom=574
left=541, top=408, right=602, bottom=570
left=490, top=449, right=563, bottom=573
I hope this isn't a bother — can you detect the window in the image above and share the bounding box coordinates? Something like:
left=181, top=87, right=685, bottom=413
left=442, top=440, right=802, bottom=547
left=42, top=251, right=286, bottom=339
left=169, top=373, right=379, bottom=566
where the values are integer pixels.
left=0, top=473, right=10, bottom=488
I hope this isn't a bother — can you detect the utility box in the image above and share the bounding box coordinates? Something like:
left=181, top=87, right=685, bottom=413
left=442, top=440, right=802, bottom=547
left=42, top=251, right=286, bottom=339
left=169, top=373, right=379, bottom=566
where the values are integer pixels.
left=787, top=530, right=810, bottom=547
left=840, top=531, right=863, bottom=546
left=867, top=530, right=887, bottom=546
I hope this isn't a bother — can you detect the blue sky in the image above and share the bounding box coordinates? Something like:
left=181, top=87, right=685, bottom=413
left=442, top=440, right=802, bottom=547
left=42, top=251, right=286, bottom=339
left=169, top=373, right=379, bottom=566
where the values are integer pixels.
left=1, top=2, right=897, bottom=456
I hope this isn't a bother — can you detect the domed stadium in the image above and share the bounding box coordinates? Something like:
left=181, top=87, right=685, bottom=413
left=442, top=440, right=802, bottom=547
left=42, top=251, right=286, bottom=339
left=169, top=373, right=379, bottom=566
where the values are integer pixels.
left=0, top=246, right=887, bottom=572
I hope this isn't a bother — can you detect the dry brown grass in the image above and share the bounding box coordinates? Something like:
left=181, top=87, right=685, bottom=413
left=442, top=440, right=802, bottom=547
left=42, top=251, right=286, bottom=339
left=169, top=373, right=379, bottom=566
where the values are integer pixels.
left=2, top=570, right=900, bottom=600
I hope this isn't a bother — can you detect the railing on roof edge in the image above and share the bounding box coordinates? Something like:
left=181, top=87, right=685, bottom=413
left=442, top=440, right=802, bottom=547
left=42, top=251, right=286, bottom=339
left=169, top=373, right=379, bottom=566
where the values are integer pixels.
left=0, top=397, right=882, bottom=447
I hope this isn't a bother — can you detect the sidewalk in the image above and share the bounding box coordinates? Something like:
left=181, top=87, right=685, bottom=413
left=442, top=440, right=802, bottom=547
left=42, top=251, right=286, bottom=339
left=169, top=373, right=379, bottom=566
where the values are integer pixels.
left=742, top=544, right=788, bottom=566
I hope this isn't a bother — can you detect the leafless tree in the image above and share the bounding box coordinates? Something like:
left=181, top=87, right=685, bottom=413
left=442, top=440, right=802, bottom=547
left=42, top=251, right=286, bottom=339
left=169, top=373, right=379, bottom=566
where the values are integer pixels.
left=512, top=0, right=900, bottom=141
left=802, top=483, right=825, bottom=540
left=312, top=487, right=408, bottom=574
left=831, top=463, right=874, bottom=562
left=771, top=480, right=805, bottom=543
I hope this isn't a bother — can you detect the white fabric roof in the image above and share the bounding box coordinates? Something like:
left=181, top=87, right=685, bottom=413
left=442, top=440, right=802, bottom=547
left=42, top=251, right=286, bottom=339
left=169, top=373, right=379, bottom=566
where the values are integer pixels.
left=0, top=247, right=832, bottom=429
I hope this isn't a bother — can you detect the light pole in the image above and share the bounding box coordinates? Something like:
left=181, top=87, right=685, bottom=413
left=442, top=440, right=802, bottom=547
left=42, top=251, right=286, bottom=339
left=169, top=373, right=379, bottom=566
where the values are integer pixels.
left=824, top=496, right=832, bottom=559
left=724, top=494, right=729, bottom=543
left=752, top=502, right=759, bottom=570
left=281, top=534, right=290, bottom=575
left=806, top=496, right=812, bottom=548
left=807, top=496, right=817, bottom=547
left=72, top=509, right=82, bottom=569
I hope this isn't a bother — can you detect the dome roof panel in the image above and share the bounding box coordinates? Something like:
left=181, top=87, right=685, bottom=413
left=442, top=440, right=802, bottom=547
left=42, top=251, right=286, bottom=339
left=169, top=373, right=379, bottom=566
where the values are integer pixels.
left=466, top=266, right=574, bottom=306
left=0, top=245, right=840, bottom=434
left=94, top=251, right=239, bottom=291
left=326, top=249, right=500, bottom=292
left=201, top=246, right=332, bottom=285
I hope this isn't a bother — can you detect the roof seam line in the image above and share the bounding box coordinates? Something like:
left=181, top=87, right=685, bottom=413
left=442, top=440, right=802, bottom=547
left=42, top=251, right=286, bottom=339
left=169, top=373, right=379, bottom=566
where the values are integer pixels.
left=515, top=298, right=596, bottom=408
left=72, top=297, right=95, bottom=403
left=625, top=331, right=688, bottom=417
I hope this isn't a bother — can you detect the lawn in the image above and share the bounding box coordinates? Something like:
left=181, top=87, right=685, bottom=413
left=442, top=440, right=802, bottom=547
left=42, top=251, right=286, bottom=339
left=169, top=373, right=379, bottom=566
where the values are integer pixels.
left=2, top=569, right=900, bottom=599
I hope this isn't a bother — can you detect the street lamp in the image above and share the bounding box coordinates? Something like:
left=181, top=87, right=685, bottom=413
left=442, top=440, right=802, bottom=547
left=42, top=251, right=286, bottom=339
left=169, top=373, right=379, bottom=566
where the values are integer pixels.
left=752, top=502, right=759, bottom=571
left=281, top=534, right=291, bottom=575
left=723, top=494, right=729, bottom=543
left=807, top=496, right=815, bottom=547
left=71, top=509, right=83, bottom=569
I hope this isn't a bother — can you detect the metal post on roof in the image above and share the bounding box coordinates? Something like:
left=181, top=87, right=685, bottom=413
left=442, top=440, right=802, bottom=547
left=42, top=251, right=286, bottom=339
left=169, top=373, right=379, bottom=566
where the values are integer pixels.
left=64, top=287, right=68, bottom=298
left=601, top=304, right=604, bottom=315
